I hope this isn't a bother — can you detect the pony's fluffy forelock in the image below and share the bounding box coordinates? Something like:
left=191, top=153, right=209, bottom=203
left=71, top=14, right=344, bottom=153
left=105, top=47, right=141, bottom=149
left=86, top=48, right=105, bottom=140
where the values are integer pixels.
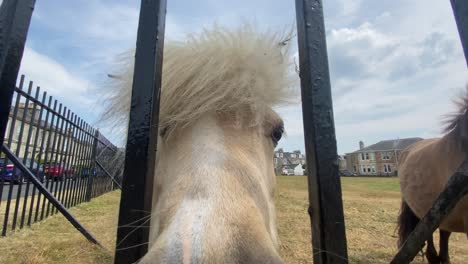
left=100, top=24, right=295, bottom=138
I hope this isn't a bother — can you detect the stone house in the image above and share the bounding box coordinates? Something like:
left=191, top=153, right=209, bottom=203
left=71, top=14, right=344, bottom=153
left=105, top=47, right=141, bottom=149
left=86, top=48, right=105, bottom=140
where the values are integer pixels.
left=345, top=138, right=423, bottom=176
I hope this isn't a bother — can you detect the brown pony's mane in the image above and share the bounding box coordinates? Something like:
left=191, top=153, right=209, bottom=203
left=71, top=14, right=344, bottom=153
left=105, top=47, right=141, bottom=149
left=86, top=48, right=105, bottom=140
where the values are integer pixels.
left=442, top=86, right=468, bottom=134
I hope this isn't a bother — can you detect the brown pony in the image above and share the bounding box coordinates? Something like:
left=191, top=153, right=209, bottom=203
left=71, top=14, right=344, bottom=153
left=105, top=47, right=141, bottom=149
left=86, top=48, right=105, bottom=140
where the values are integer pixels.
left=397, top=90, right=468, bottom=264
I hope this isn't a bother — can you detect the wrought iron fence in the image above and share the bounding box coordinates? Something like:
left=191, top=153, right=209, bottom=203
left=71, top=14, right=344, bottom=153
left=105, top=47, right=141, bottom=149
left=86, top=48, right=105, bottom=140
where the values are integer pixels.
left=1, top=0, right=468, bottom=263
left=0, top=74, right=122, bottom=237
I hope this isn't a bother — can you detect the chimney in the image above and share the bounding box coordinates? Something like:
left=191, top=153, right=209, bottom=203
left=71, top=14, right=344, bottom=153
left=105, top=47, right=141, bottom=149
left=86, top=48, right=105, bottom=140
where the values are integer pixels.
left=359, top=141, right=364, bottom=150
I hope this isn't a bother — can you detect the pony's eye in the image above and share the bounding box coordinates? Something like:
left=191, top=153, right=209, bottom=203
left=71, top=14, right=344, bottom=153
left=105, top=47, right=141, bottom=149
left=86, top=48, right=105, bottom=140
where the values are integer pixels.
left=271, top=126, right=284, bottom=144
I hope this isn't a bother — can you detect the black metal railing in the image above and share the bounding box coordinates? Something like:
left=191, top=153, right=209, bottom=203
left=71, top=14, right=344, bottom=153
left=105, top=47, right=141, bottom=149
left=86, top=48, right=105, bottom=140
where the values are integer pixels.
left=0, top=75, right=122, bottom=237
left=1, top=0, right=467, bottom=264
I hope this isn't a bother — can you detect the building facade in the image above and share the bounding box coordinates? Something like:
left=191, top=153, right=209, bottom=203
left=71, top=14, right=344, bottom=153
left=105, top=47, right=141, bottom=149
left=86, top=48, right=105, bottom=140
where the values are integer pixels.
left=345, top=138, right=423, bottom=176
left=274, top=149, right=306, bottom=176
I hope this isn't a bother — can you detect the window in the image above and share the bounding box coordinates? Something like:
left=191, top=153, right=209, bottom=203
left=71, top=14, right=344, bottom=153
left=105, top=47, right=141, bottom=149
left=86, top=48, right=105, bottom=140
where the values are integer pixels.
left=382, top=152, right=392, bottom=160
left=371, top=165, right=375, bottom=173
left=384, top=164, right=392, bottom=173
left=365, top=153, right=369, bottom=160
left=291, top=154, right=296, bottom=158
left=361, top=153, right=365, bottom=160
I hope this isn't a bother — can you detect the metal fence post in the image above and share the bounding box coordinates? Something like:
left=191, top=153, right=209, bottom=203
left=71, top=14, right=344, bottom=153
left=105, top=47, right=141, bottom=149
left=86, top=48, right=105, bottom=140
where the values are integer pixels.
left=115, top=0, right=167, bottom=262
left=0, top=0, right=36, bottom=148
left=85, top=130, right=99, bottom=202
left=450, top=0, right=468, bottom=67
left=295, top=0, right=348, bottom=263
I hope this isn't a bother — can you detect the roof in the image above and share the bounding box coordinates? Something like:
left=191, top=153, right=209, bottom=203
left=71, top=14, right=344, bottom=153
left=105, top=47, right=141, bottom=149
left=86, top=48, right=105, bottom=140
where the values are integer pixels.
left=282, top=164, right=301, bottom=169
left=352, top=137, right=423, bottom=153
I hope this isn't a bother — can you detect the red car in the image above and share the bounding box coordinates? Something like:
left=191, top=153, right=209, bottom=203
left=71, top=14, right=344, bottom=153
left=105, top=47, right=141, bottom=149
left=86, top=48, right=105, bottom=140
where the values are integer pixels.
left=43, top=162, right=74, bottom=180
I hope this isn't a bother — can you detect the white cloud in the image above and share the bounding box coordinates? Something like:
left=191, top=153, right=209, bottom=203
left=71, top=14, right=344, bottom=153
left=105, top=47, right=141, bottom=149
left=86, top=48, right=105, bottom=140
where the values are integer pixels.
left=276, top=2, right=467, bottom=154
left=19, top=0, right=467, bottom=154
left=19, top=47, right=96, bottom=111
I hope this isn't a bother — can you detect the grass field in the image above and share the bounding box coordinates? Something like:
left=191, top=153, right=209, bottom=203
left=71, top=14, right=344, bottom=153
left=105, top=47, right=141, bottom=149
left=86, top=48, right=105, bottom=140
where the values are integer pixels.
left=0, top=176, right=466, bottom=263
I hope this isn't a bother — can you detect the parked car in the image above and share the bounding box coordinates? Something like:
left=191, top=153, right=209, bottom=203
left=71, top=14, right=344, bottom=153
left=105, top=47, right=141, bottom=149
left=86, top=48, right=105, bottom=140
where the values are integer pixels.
left=42, top=162, right=74, bottom=181
left=0, top=158, right=45, bottom=184
left=339, top=170, right=357, bottom=177
left=72, top=165, right=97, bottom=179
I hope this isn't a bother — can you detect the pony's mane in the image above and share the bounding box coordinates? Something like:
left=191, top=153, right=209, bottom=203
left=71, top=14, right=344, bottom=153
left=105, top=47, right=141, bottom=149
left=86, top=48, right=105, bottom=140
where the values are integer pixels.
left=100, top=24, right=295, bottom=138
left=442, top=86, right=468, bottom=133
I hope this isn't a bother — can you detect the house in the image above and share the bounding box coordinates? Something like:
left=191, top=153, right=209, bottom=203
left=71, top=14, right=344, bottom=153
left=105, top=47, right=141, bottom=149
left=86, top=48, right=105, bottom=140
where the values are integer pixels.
left=338, top=155, right=347, bottom=171
left=3, top=103, right=78, bottom=163
left=274, top=148, right=306, bottom=176
left=345, top=138, right=423, bottom=176
left=280, top=163, right=304, bottom=176
left=293, top=164, right=304, bottom=176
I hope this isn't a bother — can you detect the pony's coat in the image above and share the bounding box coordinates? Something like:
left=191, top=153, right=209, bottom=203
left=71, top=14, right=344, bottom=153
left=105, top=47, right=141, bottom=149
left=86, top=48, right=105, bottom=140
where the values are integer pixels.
left=103, top=24, right=294, bottom=263
left=397, top=87, right=468, bottom=262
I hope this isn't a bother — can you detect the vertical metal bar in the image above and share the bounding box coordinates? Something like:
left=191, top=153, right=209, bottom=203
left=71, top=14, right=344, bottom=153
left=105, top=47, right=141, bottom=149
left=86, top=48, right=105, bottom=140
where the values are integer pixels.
left=1, top=75, right=25, bottom=236
left=85, top=130, right=99, bottom=202
left=83, top=125, right=96, bottom=202
left=70, top=118, right=85, bottom=207
left=0, top=75, right=24, bottom=212
left=295, top=0, right=348, bottom=263
left=115, top=0, right=166, bottom=262
left=0, top=0, right=36, bottom=149
left=55, top=108, right=71, bottom=213
left=33, top=93, right=51, bottom=223
left=50, top=105, right=66, bottom=214
left=72, top=119, right=86, bottom=207
left=450, top=0, right=468, bottom=67
left=21, top=85, right=41, bottom=228
left=40, top=98, right=57, bottom=221
left=11, top=80, right=34, bottom=231
left=64, top=113, right=78, bottom=208
left=77, top=124, right=91, bottom=204
left=45, top=103, right=63, bottom=217
left=51, top=106, right=68, bottom=213
left=27, top=87, right=46, bottom=226
left=78, top=123, right=94, bottom=204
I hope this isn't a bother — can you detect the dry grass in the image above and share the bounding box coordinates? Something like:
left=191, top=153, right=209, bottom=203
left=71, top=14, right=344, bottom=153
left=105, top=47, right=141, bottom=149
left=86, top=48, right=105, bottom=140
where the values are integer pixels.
left=0, top=177, right=466, bottom=263
left=0, top=191, right=119, bottom=264
left=276, top=176, right=467, bottom=264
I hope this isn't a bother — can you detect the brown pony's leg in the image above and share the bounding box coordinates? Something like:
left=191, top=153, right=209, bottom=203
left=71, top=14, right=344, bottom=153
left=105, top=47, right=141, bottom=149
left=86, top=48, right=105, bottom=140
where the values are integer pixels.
left=425, top=235, right=440, bottom=264
left=439, top=229, right=451, bottom=264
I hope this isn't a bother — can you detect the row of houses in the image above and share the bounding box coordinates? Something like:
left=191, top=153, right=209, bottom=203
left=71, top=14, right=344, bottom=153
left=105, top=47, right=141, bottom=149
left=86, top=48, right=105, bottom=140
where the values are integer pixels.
left=275, top=137, right=423, bottom=177
left=3, top=102, right=93, bottom=165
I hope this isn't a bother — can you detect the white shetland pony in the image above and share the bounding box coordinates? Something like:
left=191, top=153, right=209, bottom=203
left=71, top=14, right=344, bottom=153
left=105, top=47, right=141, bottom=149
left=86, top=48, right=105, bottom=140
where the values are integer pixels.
left=102, top=25, right=295, bottom=263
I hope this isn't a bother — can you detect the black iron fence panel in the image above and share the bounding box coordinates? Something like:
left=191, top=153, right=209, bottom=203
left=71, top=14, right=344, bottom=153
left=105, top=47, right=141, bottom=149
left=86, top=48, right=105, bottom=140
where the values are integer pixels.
left=0, top=74, right=122, bottom=236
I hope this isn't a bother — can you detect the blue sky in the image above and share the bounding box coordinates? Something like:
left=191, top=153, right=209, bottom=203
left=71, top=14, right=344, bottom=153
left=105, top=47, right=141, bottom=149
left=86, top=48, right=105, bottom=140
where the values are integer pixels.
left=14, top=0, right=468, bottom=154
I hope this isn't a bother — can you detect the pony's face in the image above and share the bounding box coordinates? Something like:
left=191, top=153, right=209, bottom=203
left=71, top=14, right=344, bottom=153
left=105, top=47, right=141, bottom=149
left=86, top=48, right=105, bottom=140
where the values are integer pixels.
left=102, top=24, right=294, bottom=263
left=139, top=110, right=285, bottom=263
